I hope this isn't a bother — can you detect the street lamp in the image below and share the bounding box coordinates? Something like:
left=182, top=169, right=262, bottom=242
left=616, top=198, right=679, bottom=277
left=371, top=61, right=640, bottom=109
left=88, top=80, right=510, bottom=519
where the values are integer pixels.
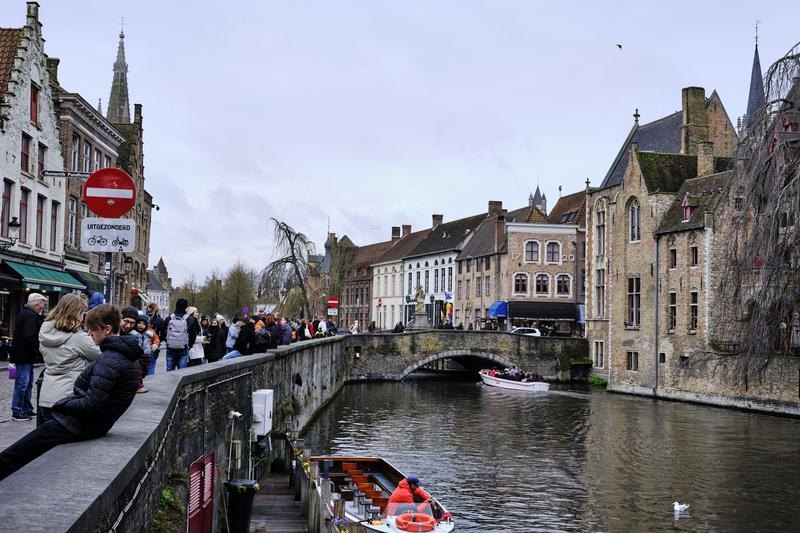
left=0, top=217, right=22, bottom=251
left=123, top=255, right=134, bottom=273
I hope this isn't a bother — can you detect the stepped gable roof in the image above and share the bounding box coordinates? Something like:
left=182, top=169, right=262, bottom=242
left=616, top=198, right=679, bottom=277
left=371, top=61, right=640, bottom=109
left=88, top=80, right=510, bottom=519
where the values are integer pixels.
left=601, top=111, right=683, bottom=189
left=406, top=212, right=487, bottom=259
left=655, top=171, right=732, bottom=235
left=0, top=28, right=23, bottom=98
left=375, top=228, right=432, bottom=265
left=547, top=191, right=586, bottom=227
left=637, top=151, right=731, bottom=193
left=346, top=240, right=394, bottom=282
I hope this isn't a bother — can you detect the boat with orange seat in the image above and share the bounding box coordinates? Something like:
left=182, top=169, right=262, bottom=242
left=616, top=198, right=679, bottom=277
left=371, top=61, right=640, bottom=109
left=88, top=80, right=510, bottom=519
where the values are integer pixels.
left=312, top=456, right=455, bottom=532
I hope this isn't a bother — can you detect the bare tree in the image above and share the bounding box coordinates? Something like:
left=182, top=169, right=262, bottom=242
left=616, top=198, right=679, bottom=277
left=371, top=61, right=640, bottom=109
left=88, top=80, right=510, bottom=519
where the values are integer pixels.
left=261, top=218, right=316, bottom=318
left=172, top=274, right=199, bottom=307
left=710, top=41, right=800, bottom=380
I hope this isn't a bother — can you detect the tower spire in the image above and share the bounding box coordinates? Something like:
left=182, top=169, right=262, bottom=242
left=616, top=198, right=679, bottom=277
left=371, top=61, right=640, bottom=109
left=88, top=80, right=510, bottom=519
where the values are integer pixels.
left=745, top=21, right=765, bottom=128
left=107, top=21, right=131, bottom=124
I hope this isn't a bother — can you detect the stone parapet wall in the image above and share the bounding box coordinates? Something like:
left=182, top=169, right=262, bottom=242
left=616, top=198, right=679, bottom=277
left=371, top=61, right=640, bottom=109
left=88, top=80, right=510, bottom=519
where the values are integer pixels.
left=0, top=337, right=352, bottom=533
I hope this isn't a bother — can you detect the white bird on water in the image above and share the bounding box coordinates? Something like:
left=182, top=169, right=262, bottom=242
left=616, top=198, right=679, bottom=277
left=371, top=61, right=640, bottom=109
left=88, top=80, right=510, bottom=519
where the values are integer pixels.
left=673, top=502, right=690, bottom=512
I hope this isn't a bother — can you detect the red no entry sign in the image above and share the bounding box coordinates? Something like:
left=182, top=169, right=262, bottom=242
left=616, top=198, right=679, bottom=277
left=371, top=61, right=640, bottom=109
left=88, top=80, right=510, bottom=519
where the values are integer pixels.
left=83, top=168, right=136, bottom=218
left=327, top=296, right=339, bottom=308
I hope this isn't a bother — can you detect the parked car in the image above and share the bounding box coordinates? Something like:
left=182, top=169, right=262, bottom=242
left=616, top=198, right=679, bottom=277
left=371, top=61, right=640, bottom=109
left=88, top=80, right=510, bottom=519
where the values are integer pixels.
left=510, top=327, right=541, bottom=337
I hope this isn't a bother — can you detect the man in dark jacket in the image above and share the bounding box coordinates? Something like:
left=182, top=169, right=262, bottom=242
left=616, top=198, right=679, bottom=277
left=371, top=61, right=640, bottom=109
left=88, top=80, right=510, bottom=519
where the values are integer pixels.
left=9, top=293, right=46, bottom=421
left=0, top=304, right=141, bottom=481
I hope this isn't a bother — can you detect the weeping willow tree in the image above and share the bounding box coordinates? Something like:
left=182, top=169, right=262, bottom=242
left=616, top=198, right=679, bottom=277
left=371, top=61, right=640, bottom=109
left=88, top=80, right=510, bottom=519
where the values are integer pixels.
left=261, top=218, right=316, bottom=319
left=710, top=42, right=800, bottom=380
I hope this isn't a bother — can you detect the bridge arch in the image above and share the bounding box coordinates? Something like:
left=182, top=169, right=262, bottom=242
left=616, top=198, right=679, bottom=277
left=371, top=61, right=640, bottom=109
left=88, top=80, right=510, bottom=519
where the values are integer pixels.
left=397, top=350, right=517, bottom=380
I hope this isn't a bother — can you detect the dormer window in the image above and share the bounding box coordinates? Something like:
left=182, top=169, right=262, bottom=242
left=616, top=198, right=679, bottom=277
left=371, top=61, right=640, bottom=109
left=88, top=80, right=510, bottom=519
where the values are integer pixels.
left=681, top=194, right=695, bottom=222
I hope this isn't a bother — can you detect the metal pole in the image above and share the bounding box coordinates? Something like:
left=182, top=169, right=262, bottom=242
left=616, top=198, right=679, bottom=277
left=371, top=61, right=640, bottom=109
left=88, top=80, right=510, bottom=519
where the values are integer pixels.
left=104, top=252, right=113, bottom=303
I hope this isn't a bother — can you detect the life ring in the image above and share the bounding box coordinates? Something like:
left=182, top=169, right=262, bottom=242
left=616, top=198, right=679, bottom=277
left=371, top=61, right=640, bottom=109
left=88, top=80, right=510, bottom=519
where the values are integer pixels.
left=395, top=512, right=436, bottom=532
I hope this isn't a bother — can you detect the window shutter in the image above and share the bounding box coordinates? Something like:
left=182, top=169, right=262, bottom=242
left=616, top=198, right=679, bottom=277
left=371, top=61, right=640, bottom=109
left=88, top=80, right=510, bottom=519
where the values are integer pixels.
left=188, top=451, right=215, bottom=533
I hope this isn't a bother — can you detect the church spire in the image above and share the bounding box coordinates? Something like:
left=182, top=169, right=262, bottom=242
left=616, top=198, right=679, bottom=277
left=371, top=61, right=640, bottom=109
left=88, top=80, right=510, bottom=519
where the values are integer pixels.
left=107, top=23, right=131, bottom=124
left=745, top=24, right=765, bottom=127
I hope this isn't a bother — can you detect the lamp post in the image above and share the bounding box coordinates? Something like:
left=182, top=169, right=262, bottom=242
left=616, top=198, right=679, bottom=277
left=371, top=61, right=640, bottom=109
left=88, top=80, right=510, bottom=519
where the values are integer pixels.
left=0, top=217, right=22, bottom=251
left=279, top=286, right=287, bottom=315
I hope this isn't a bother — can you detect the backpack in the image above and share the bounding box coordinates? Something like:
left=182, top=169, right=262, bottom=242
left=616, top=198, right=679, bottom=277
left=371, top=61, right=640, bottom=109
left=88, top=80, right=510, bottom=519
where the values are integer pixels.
left=166, top=313, right=190, bottom=349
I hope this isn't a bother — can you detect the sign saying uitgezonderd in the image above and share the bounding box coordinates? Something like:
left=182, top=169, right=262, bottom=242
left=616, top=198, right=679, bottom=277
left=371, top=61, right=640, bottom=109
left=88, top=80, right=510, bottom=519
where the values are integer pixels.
left=80, top=217, right=136, bottom=253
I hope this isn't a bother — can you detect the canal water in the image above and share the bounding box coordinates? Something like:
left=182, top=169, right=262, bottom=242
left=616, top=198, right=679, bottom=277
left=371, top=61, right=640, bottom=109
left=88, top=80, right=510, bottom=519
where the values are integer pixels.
left=302, top=379, right=800, bottom=532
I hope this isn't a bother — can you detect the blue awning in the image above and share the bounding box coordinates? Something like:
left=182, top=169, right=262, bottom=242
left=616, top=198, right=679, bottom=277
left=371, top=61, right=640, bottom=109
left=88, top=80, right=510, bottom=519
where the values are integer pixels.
left=487, top=300, right=508, bottom=318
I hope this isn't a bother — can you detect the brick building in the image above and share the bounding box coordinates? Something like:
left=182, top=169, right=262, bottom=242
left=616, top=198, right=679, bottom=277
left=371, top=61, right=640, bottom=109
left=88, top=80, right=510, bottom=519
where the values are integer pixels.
left=47, top=58, right=124, bottom=295
left=585, top=86, right=738, bottom=388
left=340, top=237, right=393, bottom=330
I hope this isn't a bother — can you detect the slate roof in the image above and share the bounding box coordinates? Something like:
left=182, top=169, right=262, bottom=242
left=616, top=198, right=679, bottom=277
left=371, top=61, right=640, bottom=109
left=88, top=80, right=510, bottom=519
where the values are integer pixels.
left=405, top=212, right=487, bottom=259
left=0, top=28, right=23, bottom=98
left=147, top=272, right=166, bottom=292
left=637, top=151, right=732, bottom=193
left=601, top=111, right=683, bottom=189
left=374, top=228, right=432, bottom=265
left=455, top=205, right=548, bottom=260
left=655, top=171, right=732, bottom=235
left=547, top=191, right=586, bottom=227
left=746, top=44, right=765, bottom=122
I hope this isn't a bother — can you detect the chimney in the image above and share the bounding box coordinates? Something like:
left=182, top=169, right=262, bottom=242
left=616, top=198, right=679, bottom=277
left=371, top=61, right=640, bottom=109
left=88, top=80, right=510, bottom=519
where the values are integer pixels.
left=328, top=232, right=337, bottom=246
left=134, top=103, right=143, bottom=124
left=495, top=214, right=505, bottom=253
left=697, top=141, right=714, bottom=177
left=488, top=200, right=503, bottom=217
left=681, top=86, right=708, bottom=155
left=46, top=57, right=59, bottom=87
left=402, top=224, right=411, bottom=237
left=391, top=226, right=401, bottom=244
left=432, top=214, right=443, bottom=229
left=27, top=2, right=39, bottom=25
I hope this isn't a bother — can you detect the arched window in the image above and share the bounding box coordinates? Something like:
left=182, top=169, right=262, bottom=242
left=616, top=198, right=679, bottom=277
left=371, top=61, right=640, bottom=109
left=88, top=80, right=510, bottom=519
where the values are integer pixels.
left=546, top=242, right=560, bottom=263
left=535, top=274, right=549, bottom=295
left=556, top=274, right=570, bottom=295
left=513, top=273, right=528, bottom=294
left=629, top=199, right=641, bottom=242
left=525, top=241, right=539, bottom=262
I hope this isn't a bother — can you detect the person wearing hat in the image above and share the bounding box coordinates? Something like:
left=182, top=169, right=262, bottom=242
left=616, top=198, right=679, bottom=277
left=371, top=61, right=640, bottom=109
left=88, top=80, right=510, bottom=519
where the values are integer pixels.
left=9, top=293, right=47, bottom=421
left=386, top=474, right=436, bottom=516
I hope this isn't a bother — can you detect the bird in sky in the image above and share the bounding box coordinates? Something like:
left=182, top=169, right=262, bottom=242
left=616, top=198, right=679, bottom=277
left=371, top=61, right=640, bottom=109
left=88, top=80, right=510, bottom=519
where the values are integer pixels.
left=616, top=44, right=623, bottom=50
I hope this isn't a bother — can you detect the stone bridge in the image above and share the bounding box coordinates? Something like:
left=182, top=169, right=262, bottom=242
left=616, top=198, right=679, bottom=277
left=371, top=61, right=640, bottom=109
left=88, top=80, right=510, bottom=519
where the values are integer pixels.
left=344, top=330, right=589, bottom=381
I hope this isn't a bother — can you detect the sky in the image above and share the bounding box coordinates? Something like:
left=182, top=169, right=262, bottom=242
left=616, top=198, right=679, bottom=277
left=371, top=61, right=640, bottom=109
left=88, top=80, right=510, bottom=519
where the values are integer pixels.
left=7, top=1, right=799, bottom=286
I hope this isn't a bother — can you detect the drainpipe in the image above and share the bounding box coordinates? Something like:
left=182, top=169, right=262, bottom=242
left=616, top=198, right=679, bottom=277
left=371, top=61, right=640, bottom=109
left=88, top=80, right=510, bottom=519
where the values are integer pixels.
left=653, top=234, right=660, bottom=396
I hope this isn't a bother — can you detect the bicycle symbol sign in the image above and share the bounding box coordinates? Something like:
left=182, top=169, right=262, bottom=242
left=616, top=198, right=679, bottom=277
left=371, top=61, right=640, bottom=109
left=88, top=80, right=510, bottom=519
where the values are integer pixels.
left=80, top=217, right=136, bottom=253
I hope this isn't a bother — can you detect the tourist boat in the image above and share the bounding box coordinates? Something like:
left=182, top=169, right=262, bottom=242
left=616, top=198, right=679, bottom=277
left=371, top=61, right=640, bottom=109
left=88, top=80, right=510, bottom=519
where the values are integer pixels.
left=479, top=369, right=550, bottom=391
left=312, top=456, right=455, bottom=532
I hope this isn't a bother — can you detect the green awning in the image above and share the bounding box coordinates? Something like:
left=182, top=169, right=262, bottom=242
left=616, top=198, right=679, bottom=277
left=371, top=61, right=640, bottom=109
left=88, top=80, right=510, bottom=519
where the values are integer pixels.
left=3, top=260, right=85, bottom=293
left=66, top=269, right=106, bottom=294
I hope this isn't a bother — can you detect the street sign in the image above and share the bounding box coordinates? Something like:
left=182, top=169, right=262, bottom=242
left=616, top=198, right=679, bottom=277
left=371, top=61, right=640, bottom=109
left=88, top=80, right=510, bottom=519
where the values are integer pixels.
left=43, top=170, right=90, bottom=179
left=327, top=296, right=339, bottom=308
left=83, top=167, right=136, bottom=218
left=80, top=217, right=136, bottom=252
left=327, top=308, right=338, bottom=316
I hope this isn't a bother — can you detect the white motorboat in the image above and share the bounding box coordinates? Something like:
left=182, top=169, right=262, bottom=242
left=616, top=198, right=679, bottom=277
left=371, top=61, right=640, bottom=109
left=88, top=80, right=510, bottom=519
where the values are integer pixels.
left=479, top=370, right=550, bottom=391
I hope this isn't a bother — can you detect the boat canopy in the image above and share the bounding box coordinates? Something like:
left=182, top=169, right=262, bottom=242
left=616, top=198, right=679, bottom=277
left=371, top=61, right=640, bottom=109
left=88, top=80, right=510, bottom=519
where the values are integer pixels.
left=508, top=301, right=577, bottom=321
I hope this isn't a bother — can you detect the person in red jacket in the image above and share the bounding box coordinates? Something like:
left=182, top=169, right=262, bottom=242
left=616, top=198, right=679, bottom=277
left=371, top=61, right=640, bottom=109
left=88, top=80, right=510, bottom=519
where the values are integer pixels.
left=386, top=474, right=436, bottom=516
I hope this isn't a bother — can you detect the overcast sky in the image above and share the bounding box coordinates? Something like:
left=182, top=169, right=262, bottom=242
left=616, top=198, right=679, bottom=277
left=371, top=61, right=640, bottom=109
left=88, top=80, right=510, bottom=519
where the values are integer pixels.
left=14, top=1, right=799, bottom=286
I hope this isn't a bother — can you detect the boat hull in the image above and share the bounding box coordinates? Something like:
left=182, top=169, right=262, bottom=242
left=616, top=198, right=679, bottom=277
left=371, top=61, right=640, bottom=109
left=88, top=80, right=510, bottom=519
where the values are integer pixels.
left=479, top=371, right=550, bottom=391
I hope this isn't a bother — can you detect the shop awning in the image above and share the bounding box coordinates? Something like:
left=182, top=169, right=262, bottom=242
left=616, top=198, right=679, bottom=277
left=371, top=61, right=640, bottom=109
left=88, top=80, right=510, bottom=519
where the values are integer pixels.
left=508, top=301, right=578, bottom=321
left=4, top=260, right=85, bottom=293
left=66, top=269, right=106, bottom=295
left=487, top=300, right=508, bottom=318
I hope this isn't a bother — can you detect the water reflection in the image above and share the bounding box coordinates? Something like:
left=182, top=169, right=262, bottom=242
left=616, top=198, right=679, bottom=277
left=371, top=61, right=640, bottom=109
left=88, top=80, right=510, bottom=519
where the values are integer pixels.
left=302, top=380, right=800, bottom=532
